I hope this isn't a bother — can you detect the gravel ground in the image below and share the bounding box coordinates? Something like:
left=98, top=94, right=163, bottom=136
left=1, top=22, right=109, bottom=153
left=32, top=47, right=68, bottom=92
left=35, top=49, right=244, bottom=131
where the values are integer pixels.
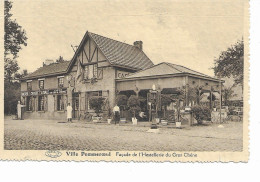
left=4, top=119, right=243, bottom=151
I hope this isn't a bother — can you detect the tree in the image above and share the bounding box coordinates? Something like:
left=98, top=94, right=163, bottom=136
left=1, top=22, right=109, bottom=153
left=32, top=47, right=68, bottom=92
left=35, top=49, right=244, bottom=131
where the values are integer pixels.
left=89, top=97, right=105, bottom=117
left=4, top=1, right=28, bottom=114
left=127, top=95, right=141, bottom=118
left=213, top=40, right=244, bottom=86
left=161, top=94, right=173, bottom=118
left=4, top=1, right=27, bottom=59
left=222, top=86, right=237, bottom=106
left=116, top=95, right=128, bottom=111
left=4, top=58, right=19, bottom=82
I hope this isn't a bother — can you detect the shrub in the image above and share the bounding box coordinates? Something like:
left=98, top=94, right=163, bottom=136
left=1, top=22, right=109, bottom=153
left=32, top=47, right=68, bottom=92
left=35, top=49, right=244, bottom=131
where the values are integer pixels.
left=127, top=95, right=141, bottom=118
left=89, top=96, right=105, bottom=117
left=116, top=95, right=128, bottom=110
left=191, top=105, right=211, bottom=124
left=161, top=94, right=173, bottom=118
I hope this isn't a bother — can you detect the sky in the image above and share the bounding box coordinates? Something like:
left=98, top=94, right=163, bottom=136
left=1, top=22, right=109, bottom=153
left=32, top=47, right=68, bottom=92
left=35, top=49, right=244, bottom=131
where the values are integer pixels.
left=11, top=0, right=244, bottom=76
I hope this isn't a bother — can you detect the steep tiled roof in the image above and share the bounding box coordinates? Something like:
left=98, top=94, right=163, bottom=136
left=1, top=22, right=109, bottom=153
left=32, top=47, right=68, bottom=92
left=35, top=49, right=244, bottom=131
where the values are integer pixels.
left=121, top=62, right=219, bottom=81
left=88, top=32, right=154, bottom=70
left=22, top=61, right=70, bottom=79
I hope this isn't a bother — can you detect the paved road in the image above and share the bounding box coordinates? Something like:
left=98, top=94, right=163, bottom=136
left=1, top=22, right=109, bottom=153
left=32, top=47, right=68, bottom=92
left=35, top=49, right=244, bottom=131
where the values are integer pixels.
left=4, top=119, right=243, bottom=151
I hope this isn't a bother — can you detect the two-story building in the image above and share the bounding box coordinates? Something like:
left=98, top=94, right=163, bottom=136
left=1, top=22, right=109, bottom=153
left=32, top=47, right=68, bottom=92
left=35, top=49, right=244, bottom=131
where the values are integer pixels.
left=20, top=31, right=222, bottom=120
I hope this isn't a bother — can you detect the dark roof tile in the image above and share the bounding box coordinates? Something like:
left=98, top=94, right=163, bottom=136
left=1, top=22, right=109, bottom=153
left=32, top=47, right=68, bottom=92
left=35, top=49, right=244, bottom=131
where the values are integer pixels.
left=23, top=61, right=70, bottom=79
left=89, top=32, right=154, bottom=70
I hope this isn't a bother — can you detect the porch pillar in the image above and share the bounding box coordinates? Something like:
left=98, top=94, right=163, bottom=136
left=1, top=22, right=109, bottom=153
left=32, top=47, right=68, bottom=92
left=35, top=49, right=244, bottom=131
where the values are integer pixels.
left=185, top=76, right=189, bottom=106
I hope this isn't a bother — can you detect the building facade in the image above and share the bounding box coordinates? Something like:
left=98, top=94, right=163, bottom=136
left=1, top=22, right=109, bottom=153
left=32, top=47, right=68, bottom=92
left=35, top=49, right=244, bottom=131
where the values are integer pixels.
left=20, top=31, right=221, bottom=120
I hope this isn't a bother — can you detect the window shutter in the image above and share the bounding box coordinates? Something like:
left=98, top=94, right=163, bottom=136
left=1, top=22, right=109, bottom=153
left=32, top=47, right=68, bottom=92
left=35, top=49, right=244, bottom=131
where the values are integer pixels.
left=44, top=95, right=48, bottom=111
left=80, top=93, right=85, bottom=111
left=35, top=97, right=38, bottom=111
left=54, top=95, right=57, bottom=111
left=64, top=95, right=67, bottom=111
left=97, top=68, right=103, bottom=79
left=31, top=97, right=35, bottom=111
left=24, top=97, right=27, bottom=111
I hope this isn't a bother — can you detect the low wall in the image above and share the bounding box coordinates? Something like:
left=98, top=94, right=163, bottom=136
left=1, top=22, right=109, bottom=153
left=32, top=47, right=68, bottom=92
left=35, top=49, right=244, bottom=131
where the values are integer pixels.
left=23, top=111, right=67, bottom=120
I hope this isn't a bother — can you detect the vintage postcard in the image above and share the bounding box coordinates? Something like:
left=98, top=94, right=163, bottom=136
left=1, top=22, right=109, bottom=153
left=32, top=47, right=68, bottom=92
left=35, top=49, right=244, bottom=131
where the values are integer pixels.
left=1, top=0, right=249, bottom=162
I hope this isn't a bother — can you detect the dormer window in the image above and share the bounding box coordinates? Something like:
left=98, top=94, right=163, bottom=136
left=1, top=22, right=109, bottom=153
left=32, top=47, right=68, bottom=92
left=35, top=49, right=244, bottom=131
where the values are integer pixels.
left=58, top=76, right=64, bottom=88
left=38, top=79, right=44, bottom=89
left=27, top=80, right=32, bottom=90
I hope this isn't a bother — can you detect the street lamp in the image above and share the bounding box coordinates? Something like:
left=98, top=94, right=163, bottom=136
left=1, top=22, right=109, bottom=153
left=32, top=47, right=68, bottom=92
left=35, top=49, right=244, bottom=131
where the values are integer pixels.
left=149, top=84, right=159, bottom=129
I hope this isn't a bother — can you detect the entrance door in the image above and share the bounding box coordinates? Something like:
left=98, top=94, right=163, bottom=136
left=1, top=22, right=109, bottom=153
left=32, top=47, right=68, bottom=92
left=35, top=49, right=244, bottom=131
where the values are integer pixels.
left=72, top=93, right=79, bottom=118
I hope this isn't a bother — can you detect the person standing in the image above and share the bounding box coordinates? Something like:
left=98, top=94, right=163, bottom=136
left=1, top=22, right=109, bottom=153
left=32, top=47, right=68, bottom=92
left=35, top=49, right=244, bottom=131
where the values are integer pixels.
left=113, top=104, right=120, bottom=125
left=67, top=103, right=73, bottom=123
left=17, top=101, right=25, bottom=120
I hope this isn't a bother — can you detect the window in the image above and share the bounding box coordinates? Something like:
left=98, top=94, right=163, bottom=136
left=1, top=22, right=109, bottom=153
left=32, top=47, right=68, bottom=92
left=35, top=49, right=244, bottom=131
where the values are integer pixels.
left=58, top=77, right=64, bottom=88
left=192, top=81, right=196, bottom=85
left=84, top=66, right=88, bottom=80
left=89, top=64, right=94, bottom=79
left=84, top=64, right=98, bottom=80
left=57, top=95, right=64, bottom=111
left=27, top=82, right=32, bottom=90
left=38, top=95, right=45, bottom=111
left=93, top=64, right=98, bottom=78
left=205, top=82, right=208, bottom=86
left=39, top=80, right=44, bottom=89
left=26, top=96, right=32, bottom=111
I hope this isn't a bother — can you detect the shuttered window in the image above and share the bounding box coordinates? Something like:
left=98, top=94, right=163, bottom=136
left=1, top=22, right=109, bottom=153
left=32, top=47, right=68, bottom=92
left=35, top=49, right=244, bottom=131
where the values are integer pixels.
left=38, top=96, right=45, bottom=111
left=57, top=95, right=65, bottom=111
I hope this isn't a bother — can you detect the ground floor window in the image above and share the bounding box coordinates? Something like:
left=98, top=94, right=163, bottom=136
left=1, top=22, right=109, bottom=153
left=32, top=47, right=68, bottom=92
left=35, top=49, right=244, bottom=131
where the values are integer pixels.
left=26, top=96, right=32, bottom=111
left=57, top=95, right=65, bottom=111
left=38, top=95, right=45, bottom=111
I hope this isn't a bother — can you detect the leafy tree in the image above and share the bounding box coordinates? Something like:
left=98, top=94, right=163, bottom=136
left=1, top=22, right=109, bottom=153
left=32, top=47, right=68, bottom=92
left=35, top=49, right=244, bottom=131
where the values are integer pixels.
left=161, top=94, right=173, bottom=117
left=222, top=86, right=237, bottom=106
left=89, top=97, right=105, bottom=117
left=4, top=1, right=27, bottom=59
left=213, top=40, right=244, bottom=86
left=4, top=1, right=28, bottom=114
left=127, top=95, right=141, bottom=118
left=4, top=81, right=20, bottom=115
left=116, top=95, right=128, bottom=111
left=4, top=58, right=19, bottom=82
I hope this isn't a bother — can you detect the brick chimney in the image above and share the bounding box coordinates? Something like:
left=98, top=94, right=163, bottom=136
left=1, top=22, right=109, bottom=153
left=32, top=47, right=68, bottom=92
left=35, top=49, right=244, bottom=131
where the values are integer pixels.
left=133, top=41, right=143, bottom=51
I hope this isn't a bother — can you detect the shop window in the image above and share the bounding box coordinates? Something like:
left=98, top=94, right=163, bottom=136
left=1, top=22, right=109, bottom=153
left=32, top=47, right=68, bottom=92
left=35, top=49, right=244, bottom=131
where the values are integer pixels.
left=27, top=82, right=32, bottom=90
left=58, top=77, right=64, bottom=88
left=38, top=95, right=45, bottom=111
left=39, top=80, right=44, bottom=89
left=57, top=95, right=64, bottom=111
left=26, top=96, right=32, bottom=111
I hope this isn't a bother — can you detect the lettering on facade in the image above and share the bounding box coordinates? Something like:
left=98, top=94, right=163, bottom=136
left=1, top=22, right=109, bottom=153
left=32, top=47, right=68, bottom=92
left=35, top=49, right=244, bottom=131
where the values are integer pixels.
left=21, top=89, right=67, bottom=96
left=117, top=71, right=130, bottom=78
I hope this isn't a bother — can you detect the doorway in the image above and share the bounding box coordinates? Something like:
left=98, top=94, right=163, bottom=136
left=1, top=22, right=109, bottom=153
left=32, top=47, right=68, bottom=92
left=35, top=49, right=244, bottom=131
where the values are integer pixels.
left=72, top=93, right=79, bottom=118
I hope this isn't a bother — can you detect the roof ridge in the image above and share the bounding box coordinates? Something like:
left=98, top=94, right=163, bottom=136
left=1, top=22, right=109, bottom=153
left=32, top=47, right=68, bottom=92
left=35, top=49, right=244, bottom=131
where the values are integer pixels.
left=162, top=62, right=183, bottom=73
left=88, top=32, right=137, bottom=48
left=165, top=62, right=210, bottom=77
